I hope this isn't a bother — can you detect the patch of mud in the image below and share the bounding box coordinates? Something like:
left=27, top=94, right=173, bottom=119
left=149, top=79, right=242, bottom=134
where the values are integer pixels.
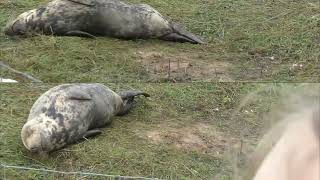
left=136, top=51, right=234, bottom=82
left=142, top=123, right=238, bottom=154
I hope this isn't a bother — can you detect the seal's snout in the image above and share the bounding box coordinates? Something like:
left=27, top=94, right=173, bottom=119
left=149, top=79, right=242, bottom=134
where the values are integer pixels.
left=4, top=23, right=14, bottom=36
left=4, top=19, right=27, bottom=36
left=30, top=147, right=41, bottom=153
left=21, top=121, right=50, bottom=153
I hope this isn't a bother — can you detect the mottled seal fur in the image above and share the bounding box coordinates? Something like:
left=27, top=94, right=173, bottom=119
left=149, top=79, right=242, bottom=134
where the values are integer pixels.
left=4, top=0, right=204, bottom=43
left=21, top=83, right=149, bottom=153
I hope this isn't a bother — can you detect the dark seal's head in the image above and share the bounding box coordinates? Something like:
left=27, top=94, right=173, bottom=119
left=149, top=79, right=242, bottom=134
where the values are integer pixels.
left=4, top=10, right=36, bottom=36
left=21, top=116, right=60, bottom=153
left=4, top=18, right=28, bottom=36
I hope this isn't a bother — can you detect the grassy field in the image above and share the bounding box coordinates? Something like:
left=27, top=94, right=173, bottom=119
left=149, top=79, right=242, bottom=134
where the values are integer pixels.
left=0, top=0, right=319, bottom=179
left=1, top=0, right=319, bottom=82
left=1, top=83, right=318, bottom=179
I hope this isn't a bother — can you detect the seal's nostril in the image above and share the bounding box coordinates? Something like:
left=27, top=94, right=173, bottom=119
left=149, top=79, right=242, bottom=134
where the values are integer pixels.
left=30, top=147, right=38, bottom=152
left=3, top=27, right=12, bottom=36
left=4, top=19, right=20, bottom=36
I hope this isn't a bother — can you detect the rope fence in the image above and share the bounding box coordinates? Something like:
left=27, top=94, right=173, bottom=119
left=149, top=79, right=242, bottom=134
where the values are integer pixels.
left=1, top=164, right=161, bottom=180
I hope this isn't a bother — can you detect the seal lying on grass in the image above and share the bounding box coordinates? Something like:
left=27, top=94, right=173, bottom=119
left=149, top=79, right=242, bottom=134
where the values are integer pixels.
left=4, top=0, right=204, bottom=44
left=21, top=83, right=150, bottom=153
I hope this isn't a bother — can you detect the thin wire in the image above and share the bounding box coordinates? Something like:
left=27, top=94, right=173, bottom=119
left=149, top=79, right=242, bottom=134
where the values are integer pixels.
left=1, top=164, right=161, bottom=180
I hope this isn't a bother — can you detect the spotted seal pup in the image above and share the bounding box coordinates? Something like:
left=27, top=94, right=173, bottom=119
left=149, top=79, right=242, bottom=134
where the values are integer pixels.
left=21, top=83, right=150, bottom=153
left=4, top=0, right=204, bottom=43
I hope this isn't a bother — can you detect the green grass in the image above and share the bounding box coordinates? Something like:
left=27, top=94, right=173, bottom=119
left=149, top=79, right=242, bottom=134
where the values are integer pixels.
left=1, top=83, right=318, bottom=179
left=0, top=0, right=319, bottom=178
left=1, top=0, right=319, bottom=82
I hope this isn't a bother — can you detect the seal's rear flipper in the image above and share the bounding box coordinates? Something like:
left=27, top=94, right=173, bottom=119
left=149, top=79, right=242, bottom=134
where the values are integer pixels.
left=161, top=23, right=204, bottom=44
left=117, top=90, right=150, bottom=116
left=83, top=129, right=102, bottom=138
left=65, top=30, right=96, bottom=39
left=119, top=91, right=150, bottom=100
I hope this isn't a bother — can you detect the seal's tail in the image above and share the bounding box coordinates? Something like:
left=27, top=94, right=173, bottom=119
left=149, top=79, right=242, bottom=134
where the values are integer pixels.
left=160, top=23, right=205, bottom=44
left=116, top=90, right=150, bottom=116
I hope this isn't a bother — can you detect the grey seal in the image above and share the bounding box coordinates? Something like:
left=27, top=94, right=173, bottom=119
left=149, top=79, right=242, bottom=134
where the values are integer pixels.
left=4, top=0, right=204, bottom=44
left=21, top=83, right=150, bottom=153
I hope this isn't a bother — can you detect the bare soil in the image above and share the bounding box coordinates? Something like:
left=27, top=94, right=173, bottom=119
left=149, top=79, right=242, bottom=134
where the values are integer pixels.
left=143, top=122, right=239, bottom=154
left=137, top=51, right=234, bottom=82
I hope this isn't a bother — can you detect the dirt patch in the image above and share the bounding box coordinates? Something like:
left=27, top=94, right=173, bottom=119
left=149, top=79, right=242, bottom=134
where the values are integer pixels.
left=146, top=131, right=162, bottom=143
left=137, top=51, right=234, bottom=82
left=143, top=123, right=238, bottom=154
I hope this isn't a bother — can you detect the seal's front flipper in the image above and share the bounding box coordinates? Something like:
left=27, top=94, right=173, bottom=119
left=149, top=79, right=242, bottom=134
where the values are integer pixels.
left=83, top=129, right=102, bottom=138
left=117, top=90, right=150, bottom=116
left=161, top=23, right=204, bottom=44
left=68, top=89, right=92, bottom=101
left=66, top=0, right=95, bottom=7
left=65, top=30, right=96, bottom=39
